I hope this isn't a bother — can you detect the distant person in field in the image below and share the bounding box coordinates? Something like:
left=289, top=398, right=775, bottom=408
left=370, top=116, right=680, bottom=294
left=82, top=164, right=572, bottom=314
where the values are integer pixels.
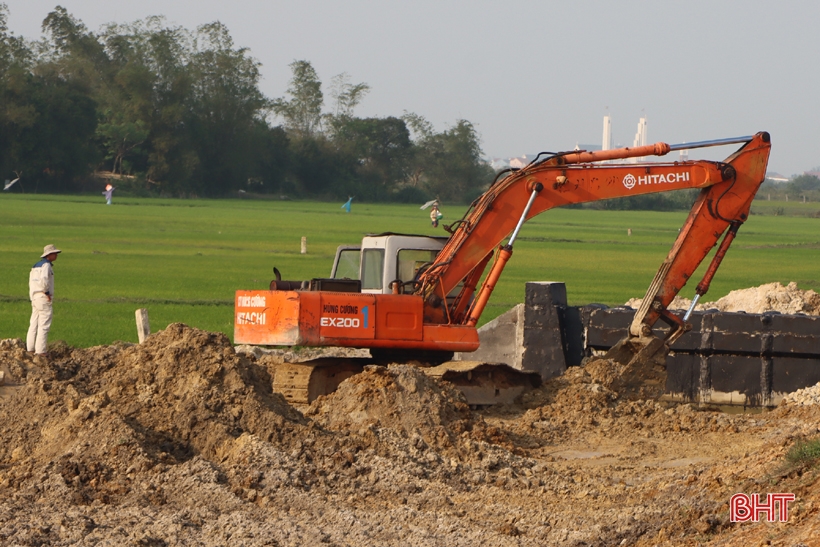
left=103, top=184, right=115, bottom=205
left=430, top=203, right=443, bottom=227
left=27, top=244, right=61, bottom=356
left=421, top=199, right=443, bottom=227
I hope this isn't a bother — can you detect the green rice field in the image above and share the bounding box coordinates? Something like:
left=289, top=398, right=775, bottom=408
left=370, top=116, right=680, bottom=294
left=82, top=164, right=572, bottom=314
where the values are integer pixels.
left=2, top=194, right=818, bottom=348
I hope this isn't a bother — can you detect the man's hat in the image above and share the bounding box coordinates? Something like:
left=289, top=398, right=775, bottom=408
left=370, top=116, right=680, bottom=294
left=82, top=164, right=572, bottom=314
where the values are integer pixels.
left=41, top=244, right=62, bottom=258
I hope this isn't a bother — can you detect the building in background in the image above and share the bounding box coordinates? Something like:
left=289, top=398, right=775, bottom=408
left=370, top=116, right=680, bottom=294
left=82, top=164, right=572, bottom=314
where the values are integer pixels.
left=630, top=116, right=647, bottom=163
left=633, top=117, right=647, bottom=148
left=602, top=114, right=612, bottom=151
left=492, top=114, right=658, bottom=171
left=765, top=172, right=789, bottom=183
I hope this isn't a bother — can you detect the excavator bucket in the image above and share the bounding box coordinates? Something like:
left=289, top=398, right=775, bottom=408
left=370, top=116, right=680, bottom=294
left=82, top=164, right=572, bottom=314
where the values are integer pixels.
left=601, top=336, right=668, bottom=400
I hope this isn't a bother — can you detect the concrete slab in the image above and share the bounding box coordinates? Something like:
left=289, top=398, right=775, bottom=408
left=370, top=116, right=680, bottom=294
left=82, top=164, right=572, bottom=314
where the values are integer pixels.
left=454, top=304, right=524, bottom=367
left=454, top=282, right=569, bottom=380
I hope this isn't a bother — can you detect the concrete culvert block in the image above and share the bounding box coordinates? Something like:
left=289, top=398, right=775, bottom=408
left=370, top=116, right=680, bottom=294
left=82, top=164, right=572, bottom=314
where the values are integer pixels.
left=454, top=282, right=569, bottom=381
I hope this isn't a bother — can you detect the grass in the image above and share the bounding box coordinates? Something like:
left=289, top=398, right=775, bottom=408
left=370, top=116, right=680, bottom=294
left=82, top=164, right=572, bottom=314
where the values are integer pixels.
left=1, top=194, right=818, bottom=347
left=751, top=199, right=820, bottom=218
left=785, top=437, right=820, bottom=469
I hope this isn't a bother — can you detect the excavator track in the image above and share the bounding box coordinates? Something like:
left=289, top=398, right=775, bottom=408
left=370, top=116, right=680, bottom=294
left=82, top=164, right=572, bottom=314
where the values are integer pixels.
left=271, top=358, right=369, bottom=405
left=268, top=357, right=541, bottom=407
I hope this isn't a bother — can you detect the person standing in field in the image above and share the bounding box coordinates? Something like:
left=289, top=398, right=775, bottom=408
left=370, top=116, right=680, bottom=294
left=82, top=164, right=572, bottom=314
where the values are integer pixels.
left=27, top=244, right=61, bottom=356
left=103, top=184, right=115, bottom=205
left=430, top=202, right=443, bottom=227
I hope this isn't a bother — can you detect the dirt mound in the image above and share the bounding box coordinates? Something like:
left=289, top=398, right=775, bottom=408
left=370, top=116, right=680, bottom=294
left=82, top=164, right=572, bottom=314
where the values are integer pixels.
left=626, top=281, right=820, bottom=315
left=0, top=326, right=538, bottom=545
left=516, top=362, right=754, bottom=445
left=2, top=324, right=820, bottom=545
left=11, top=323, right=306, bottom=443
left=307, top=364, right=507, bottom=454
left=712, top=281, right=820, bottom=314
left=520, top=356, right=666, bottom=405
left=0, top=325, right=311, bottom=505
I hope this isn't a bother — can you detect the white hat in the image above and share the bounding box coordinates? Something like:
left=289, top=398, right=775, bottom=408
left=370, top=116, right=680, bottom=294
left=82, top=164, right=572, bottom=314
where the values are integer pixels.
left=41, top=244, right=62, bottom=258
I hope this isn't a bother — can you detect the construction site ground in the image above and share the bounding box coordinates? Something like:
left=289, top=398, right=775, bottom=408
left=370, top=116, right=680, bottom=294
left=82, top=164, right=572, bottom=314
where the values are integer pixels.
left=1, top=322, right=819, bottom=546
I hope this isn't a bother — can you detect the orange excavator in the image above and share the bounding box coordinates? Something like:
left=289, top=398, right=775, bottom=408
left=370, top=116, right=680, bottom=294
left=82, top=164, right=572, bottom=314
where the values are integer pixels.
left=236, top=132, right=771, bottom=404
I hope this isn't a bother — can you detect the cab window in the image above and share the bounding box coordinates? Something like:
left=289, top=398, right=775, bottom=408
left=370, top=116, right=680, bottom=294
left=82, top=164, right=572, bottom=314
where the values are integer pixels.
left=397, top=249, right=438, bottom=283
left=333, top=249, right=360, bottom=279
left=361, top=249, right=385, bottom=290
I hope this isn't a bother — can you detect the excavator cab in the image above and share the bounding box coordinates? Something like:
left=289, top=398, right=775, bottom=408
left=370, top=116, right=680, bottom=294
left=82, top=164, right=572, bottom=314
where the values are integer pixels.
left=330, top=234, right=448, bottom=294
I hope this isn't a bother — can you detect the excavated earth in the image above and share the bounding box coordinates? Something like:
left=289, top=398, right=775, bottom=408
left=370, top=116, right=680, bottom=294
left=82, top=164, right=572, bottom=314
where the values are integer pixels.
left=2, top=279, right=820, bottom=546
left=626, top=281, right=820, bottom=315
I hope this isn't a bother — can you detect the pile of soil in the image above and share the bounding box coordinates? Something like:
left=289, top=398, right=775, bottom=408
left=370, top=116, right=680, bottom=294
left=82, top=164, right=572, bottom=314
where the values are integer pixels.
left=626, top=281, right=820, bottom=315
left=2, top=324, right=820, bottom=545
left=307, top=364, right=504, bottom=451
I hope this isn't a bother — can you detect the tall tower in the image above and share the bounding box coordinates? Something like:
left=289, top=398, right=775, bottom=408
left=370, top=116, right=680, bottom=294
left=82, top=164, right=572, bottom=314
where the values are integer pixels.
left=631, top=116, right=647, bottom=162
left=602, top=114, right=612, bottom=151
left=632, top=117, right=647, bottom=148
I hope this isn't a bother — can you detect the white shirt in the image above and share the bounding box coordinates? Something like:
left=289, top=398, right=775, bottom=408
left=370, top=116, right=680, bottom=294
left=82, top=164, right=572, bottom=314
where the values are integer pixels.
left=29, top=259, right=54, bottom=300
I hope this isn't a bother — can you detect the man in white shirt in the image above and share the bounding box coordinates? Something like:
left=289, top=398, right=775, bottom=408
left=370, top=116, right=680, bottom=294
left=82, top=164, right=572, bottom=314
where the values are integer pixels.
left=27, top=244, right=62, bottom=355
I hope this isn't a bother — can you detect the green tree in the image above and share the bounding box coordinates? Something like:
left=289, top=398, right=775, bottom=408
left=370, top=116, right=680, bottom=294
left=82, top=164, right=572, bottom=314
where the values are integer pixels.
left=95, top=20, right=163, bottom=177
left=333, top=116, right=412, bottom=200
left=96, top=18, right=189, bottom=190
left=401, top=111, right=434, bottom=189
left=40, top=6, right=111, bottom=91
left=186, top=21, right=269, bottom=195
left=407, top=117, right=494, bottom=203
left=324, top=71, right=370, bottom=135
left=786, top=174, right=820, bottom=201
left=97, top=113, right=149, bottom=174
left=15, top=71, right=100, bottom=191
left=287, top=135, right=355, bottom=196
left=0, top=6, right=102, bottom=192
left=0, top=4, right=37, bottom=182
left=245, top=121, right=290, bottom=194
left=272, top=60, right=323, bottom=138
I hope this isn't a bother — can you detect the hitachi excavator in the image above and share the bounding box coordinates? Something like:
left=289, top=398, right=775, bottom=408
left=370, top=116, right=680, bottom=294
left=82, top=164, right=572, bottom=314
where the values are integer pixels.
left=235, top=132, right=771, bottom=405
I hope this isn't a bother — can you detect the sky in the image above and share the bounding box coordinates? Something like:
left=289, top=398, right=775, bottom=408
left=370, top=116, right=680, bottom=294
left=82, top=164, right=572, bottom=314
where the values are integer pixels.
left=4, top=0, right=819, bottom=176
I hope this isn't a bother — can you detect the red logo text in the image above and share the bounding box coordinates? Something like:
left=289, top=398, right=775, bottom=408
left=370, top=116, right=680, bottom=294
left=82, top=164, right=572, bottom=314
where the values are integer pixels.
left=730, top=493, right=795, bottom=523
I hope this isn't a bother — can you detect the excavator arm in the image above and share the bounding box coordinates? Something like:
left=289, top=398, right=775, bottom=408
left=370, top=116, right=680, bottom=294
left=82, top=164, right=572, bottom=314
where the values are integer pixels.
left=628, top=133, right=770, bottom=337
left=416, top=132, right=771, bottom=354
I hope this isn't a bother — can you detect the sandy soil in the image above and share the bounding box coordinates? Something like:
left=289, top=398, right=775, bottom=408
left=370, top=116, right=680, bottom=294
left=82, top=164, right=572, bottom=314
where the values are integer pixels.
left=626, top=281, right=820, bottom=315
left=1, top=324, right=819, bottom=546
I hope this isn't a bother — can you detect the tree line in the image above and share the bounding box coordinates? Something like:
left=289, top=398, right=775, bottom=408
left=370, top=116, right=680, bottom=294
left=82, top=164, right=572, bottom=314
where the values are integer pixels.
left=0, top=5, right=494, bottom=202
left=759, top=174, right=820, bottom=203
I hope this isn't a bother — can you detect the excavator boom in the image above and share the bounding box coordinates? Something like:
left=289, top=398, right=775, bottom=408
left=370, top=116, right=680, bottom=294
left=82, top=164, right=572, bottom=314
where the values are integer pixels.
left=417, top=132, right=770, bottom=331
